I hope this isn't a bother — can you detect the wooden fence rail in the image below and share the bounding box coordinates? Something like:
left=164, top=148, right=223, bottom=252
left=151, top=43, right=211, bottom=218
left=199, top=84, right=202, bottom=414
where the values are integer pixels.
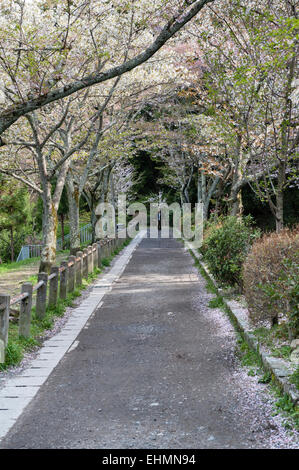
left=0, top=234, right=128, bottom=363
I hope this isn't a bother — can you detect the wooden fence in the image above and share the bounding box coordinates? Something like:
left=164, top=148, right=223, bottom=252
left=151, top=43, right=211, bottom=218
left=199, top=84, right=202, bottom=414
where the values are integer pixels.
left=0, top=234, right=128, bottom=363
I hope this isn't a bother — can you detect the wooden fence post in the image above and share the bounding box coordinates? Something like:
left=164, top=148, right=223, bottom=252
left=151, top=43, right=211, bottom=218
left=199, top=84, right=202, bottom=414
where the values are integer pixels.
left=92, top=243, right=98, bottom=271
left=19, top=282, right=33, bottom=338
left=83, top=248, right=88, bottom=279
left=90, top=245, right=94, bottom=273
left=48, top=266, right=59, bottom=308
left=101, top=241, right=106, bottom=259
left=76, top=251, right=83, bottom=286
left=87, top=246, right=93, bottom=274
left=68, top=256, right=76, bottom=292
left=0, top=294, right=10, bottom=363
left=97, top=242, right=102, bottom=268
left=36, top=273, right=48, bottom=319
left=107, top=240, right=111, bottom=258
left=60, top=261, right=68, bottom=300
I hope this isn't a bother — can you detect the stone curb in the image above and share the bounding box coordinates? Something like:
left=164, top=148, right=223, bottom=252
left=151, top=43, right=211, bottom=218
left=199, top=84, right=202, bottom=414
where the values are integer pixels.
left=188, top=245, right=299, bottom=406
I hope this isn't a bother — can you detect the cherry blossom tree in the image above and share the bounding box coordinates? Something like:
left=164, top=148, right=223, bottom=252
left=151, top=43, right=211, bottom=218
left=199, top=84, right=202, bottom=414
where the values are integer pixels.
left=64, top=42, right=188, bottom=252
left=0, top=0, right=215, bottom=142
left=0, top=93, right=109, bottom=271
left=184, top=0, right=298, bottom=227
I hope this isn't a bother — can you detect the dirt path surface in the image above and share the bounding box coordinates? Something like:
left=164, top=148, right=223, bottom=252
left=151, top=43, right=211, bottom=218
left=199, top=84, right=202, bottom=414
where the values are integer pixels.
left=0, top=253, right=67, bottom=297
left=0, top=236, right=297, bottom=449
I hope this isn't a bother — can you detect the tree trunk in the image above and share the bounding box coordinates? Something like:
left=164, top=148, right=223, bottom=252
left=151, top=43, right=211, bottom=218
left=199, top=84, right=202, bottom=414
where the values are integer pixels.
left=229, top=133, right=244, bottom=217
left=40, top=193, right=58, bottom=273
left=198, top=170, right=220, bottom=220
left=91, top=203, right=97, bottom=243
left=60, top=213, right=65, bottom=249
left=197, top=168, right=202, bottom=205
left=275, top=161, right=285, bottom=232
left=274, top=54, right=294, bottom=233
left=110, top=170, right=116, bottom=208
left=214, top=179, right=225, bottom=216
left=201, top=172, right=207, bottom=216
left=10, top=226, right=14, bottom=262
left=91, top=166, right=112, bottom=242
left=66, top=177, right=81, bottom=255
left=230, top=188, right=243, bottom=217
left=184, top=186, right=190, bottom=204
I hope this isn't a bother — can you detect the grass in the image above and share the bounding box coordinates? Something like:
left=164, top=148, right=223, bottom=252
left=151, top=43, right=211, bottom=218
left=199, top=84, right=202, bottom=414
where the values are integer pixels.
left=272, top=345, right=292, bottom=359
left=28, top=274, right=38, bottom=284
left=0, top=256, right=42, bottom=274
left=290, top=367, right=299, bottom=391
left=56, top=213, right=91, bottom=238
left=191, top=254, right=216, bottom=294
left=101, top=258, right=110, bottom=267
left=208, top=296, right=225, bottom=309
left=0, top=249, right=70, bottom=275
left=236, top=336, right=264, bottom=379
left=0, top=238, right=130, bottom=372
left=272, top=389, right=299, bottom=430
left=237, top=334, right=299, bottom=431
left=258, top=371, right=272, bottom=384
left=237, top=337, right=261, bottom=367
left=252, top=325, right=292, bottom=359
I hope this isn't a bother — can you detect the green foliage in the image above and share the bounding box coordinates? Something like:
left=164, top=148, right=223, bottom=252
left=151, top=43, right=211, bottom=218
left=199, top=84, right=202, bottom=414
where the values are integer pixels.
left=208, top=296, right=225, bottom=309
left=271, top=346, right=292, bottom=360
left=258, top=371, right=272, bottom=384
left=236, top=336, right=298, bottom=430
left=290, top=367, right=299, bottom=391
left=237, top=338, right=261, bottom=368
left=200, top=216, right=260, bottom=287
left=0, top=176, right=32, bottom=262
left=2, top=340, right=23, bottom=368
left=101, top=258, right=110, bottom=267
left=252, top=324, right=294, bottom=359
left=0, top=176, right=31, bottom=231
left=274, top=394, right=299, bottom=430
left=128, top=145, right=177, bottom=203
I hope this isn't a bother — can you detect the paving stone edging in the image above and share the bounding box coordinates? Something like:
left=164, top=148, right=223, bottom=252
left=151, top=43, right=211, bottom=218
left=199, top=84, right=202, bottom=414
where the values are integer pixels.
left=187, top=244, right=299, bottom=405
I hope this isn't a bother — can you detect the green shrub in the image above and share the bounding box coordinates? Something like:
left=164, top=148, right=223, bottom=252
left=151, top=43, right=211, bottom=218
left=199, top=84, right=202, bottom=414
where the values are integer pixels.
left=290, top=366, right=299, bottom=391
left=243, top=226, right=299, bottom=337
left=200, top=216, right=260, bottom=287
left=1, top=340, right=23, bottom=369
